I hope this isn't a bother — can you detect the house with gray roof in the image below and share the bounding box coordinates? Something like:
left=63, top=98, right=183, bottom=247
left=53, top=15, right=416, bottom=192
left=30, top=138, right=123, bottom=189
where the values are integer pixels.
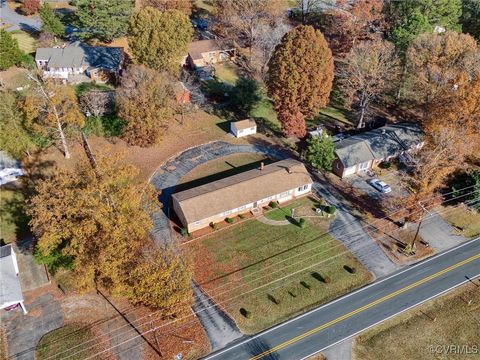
left=35, top=45, right=123, bottom=83
left=332, top=123, right=424, bottom=178
left=0, top=244, right=27, bottom=314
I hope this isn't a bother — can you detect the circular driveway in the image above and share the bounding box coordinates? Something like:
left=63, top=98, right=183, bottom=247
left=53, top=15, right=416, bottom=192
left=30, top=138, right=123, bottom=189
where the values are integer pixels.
left=149, top=141, right=287, bottom=245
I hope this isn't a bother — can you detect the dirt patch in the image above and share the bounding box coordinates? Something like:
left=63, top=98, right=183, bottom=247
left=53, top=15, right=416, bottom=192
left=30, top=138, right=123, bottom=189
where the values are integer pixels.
left=0, top=67, right=30, bottom=90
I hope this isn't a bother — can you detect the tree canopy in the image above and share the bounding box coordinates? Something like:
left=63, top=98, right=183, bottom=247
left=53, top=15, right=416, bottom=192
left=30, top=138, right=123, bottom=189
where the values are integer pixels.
left=142, top=0, right=192, bottom=15
left=116, top=65, right=175, bottom=147
left=230, top=77, right=262, bottom=115
left=0, top=30, right=27, bottom=70
left=305, top=133, right=335, bottom=171
left=75, top=0, right=133, bottom=42
left=128, top=7, right=193, bottom=74
left=461, top=0, right=480, bottom=40
left=267, top=25, right=334, bottom=136
left=39, top=3, right=65, bottom=38
left=28, top=152, right=193, bottom=312
left=0, top=91, right=37, bottom=158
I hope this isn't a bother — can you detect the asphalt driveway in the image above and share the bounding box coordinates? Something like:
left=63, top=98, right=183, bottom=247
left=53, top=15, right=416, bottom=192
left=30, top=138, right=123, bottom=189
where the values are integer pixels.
left=0, top=0, right=41, bottom=32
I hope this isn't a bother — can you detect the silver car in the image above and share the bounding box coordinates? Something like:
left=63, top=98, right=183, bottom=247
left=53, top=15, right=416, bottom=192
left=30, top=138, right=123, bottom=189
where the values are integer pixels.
left=369, top=178, right=392, bottom=193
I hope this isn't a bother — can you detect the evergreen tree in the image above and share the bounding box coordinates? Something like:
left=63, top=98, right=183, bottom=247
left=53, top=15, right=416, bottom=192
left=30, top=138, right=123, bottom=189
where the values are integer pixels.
left=267, top=25, right=334, bottom=137
left=128, top=7, right=193, bottom=74
left=76, top=0, right=133, bottom=42
left=230, top=77, right=262, bottom=115
left=305, top=132, right=335, bottom=171
left=39, top=3, right=65, bottom=38
left=0, top=30, right=26, bottom=70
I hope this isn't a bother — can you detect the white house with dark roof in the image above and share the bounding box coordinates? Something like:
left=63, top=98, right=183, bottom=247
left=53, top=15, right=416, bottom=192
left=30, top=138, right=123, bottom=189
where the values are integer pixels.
left=0, top=244, right=27, bottom=314
left=332, top=123, right=424, bottom=178
left=35, top=45, right=123, bottom=83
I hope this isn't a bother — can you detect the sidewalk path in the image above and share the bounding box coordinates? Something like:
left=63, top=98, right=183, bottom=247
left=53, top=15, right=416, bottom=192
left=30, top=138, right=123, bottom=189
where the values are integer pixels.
left=257, top=215, right=290, bottom=226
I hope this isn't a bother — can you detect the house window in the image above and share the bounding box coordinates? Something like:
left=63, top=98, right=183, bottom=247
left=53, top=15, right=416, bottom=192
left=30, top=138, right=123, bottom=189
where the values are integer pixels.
left=224, top=210, right=232, bottom=216
left=298, top=185, right=308, bottom=192
left=239, top=205, right=246, bottom=210
left=279, top=191, right=290, bottom=197
left=358, top=162, right=369, bottom=170
left=249, top=127, right=255, bottom=131
left=194, top=220, right=203, bottom=225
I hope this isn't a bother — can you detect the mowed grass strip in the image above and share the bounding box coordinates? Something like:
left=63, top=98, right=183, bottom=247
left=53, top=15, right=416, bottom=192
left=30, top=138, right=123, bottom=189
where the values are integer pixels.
left=188, top=198, right=372, bottom=333
left=36, top=324, right=103, bottom=360
left=441, top=204, right=480, bottom=239
left=11, top=30, right=37, bottom=54
left=353, top=282, right=480, bottom=360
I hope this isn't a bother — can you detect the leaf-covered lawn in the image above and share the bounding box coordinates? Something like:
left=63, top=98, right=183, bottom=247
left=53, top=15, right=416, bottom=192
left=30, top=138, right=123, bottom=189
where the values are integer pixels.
left=187, top=197, right=372, bottom=333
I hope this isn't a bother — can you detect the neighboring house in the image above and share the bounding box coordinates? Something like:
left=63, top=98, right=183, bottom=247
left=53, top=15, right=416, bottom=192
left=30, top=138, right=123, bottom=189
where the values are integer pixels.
left=0, top=244, right=27, bottom=314
left=230, top=119, right=257, bottom=138
left=332, top=123, right=424, bottom=178
left=174, top=81, right=191, bottom=105
left=0, top=151, right=23, bottom=186
left=172, top=159, right=314, bottom=233
left=35, top=45, right=123, bottom=83
left=185, top=39, right=235, bottom=69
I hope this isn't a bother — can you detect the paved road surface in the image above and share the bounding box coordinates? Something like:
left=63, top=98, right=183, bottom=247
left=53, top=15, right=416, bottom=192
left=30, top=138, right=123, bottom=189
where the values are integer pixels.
left=204, top=237, right=480, bottom=360
left=0, top=0, right=41, bottom=32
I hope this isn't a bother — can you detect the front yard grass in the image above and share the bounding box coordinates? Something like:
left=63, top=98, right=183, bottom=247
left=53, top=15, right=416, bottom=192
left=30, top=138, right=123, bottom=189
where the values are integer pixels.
left=353, top=282, right=480, bottom=360
left=215, top=63, right=239, bottom=85
left=36, top=324, right=101, bottom=360
left=187, top=197, right=372, bottom=334
left=251, top=97, right=281, bottom=131
left=10, top=30, right=36, bottom=54
left=441, top=204, right=480, bottom=238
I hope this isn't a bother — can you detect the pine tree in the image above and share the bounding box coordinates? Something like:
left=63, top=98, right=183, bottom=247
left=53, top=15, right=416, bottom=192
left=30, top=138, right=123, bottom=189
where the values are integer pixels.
left=0, top=30, right=26, bottom=70
left=267, top=25, right=334, bottom=137
left=39, top=3, right=65, bottom=38
left=305, top=132, right=335, bottom=171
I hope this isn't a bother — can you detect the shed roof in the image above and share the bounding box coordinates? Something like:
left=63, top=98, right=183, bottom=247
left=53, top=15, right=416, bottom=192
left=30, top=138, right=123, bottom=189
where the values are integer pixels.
left=232, top=119, right=256, bottom=130
left=335, top=123, right=423, bottom=168
left=0, top=245, right=23, bottom=307
left=36, top=46, right=123, bottom=70
left=172, top=159, right=313, bottom=224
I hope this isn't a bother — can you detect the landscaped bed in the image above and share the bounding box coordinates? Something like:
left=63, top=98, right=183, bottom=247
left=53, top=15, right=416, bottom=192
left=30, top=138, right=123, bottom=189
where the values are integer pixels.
left=187, top=197, right=372, bottom=334
left=353, top=282, right=480, bottom=360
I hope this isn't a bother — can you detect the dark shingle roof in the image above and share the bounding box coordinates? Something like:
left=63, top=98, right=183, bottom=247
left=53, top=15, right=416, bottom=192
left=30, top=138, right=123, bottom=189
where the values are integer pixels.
left=36, top=46, right=123, bottom=70
left=335, top=123, right=423, bottom=168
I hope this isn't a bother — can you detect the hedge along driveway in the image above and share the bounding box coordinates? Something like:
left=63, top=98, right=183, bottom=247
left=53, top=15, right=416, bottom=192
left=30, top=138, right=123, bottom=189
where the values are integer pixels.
left=187, top=197, right=373, bottom=334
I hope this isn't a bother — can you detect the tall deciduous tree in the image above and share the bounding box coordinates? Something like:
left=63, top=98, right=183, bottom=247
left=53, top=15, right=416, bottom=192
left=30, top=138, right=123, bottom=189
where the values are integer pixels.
left=116, top=65, right=175, bottom=147
left=412, top=75, right=480, bottom=193
left=23, top=77, right=85, bottom=159
left=404, top=31, right=480, bottom=106
left=0, top=30, right=26, bottom=70
left=306, top=132, right=335, bottom=171
left=267, top=25, right=334, bottom=137
left=338, top=39, right=399, bottom=128
left=76, top=0, right=133, bottom=42
left=142, top=0, right=192, bottom=15
left=21, top=0, right=41, bottom=15
left=128, top=7, right=192, bottom=74
left=28, top=152, right=193, bottom=312
left=0, top=91, right=37, bottom=158
left=39, top=3, right=65, bottom=38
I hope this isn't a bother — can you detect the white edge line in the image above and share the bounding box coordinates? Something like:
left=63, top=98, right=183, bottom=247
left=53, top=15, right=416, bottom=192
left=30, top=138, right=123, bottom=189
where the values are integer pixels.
left=203, top=236, right=480, bottom=359
left=298, top=273, right=480, bottom=360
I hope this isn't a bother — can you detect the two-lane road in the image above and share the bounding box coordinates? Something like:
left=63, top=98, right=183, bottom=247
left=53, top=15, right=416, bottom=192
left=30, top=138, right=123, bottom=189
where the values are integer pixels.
left=205, top=237, right=480, bottom=360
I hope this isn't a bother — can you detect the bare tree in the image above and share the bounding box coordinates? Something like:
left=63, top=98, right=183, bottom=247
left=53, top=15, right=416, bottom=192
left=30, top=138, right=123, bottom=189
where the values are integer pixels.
left=79, top=91, right=114, bottom=118
left=337, top=39, right=399, bottom=128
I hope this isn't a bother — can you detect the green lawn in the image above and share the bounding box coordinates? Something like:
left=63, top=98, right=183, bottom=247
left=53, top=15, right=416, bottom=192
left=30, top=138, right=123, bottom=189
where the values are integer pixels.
left=441, top=204, right=480, bottom=238
left=306, top=106, right=355, bottom=129
left=10, top=30, right=36, bottom=54
left=188, top=197, right=372, bottom=333
left=215, top=63, right=239, bottom=85
left=36, top=324, right=100, bottom=360
left=0, top=189, right=29, bottom=244
left=178, top=153, right=269, bottom=188
left=74, top=82, right=114, bottom=96
left=251, top=97, right=281, bottom=131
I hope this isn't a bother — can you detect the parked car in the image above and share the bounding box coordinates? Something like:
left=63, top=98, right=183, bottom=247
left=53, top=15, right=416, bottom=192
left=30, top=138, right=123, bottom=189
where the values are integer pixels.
left=368, top=178, right=392, bottom=193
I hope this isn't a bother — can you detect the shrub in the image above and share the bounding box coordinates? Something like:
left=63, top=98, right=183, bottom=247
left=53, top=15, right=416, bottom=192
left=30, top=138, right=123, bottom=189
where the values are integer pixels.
left=323, top=276, right=332, bottom=284
left=267, top=294, right=280, bottom=305
left=210, top=222, right=219, bottom=230
left=180, top=228, right=189, bottom=237
left=381, top=161, right=392, bottom=169
left=300, top=281, right=311, bottom=290
left=21, top=0, right=41, bottom=15
left=269, top=201, right=278, bottom=208
left=240, top=308, right=251, bottom=319
left=343, top=265, right=356, bottom=274
left=238, top=213, right=245, bottom=219
left=225, top=217, right=234, bottom=224
left=325, top=205, right=336, bottom=215
left=298, top=218, right=306, bottom=228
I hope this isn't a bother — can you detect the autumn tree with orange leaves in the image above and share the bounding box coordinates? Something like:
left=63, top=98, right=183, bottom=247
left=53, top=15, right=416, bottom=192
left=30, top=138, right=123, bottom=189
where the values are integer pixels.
left=267, top=25, right=334, bottom=137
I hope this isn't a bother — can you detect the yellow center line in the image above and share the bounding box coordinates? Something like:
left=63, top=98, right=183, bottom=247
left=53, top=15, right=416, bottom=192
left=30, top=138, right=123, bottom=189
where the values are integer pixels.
left=250, top=253, right=480, bottom=360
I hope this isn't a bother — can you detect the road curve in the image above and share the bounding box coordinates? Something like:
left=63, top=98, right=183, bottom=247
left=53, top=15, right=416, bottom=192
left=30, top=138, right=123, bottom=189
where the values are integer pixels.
left=204, top=237, right=480, bottom=360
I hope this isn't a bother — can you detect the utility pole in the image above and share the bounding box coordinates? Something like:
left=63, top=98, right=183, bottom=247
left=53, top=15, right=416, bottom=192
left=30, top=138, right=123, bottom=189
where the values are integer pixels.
left=412, top=203, right=428, bottom=249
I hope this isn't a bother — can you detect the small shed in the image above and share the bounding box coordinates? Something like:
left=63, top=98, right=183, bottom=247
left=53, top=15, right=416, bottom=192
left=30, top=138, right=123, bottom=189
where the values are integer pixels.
left=0, top=244, right=27, bottom=314
left=230, top=119, right=257, bottom=138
